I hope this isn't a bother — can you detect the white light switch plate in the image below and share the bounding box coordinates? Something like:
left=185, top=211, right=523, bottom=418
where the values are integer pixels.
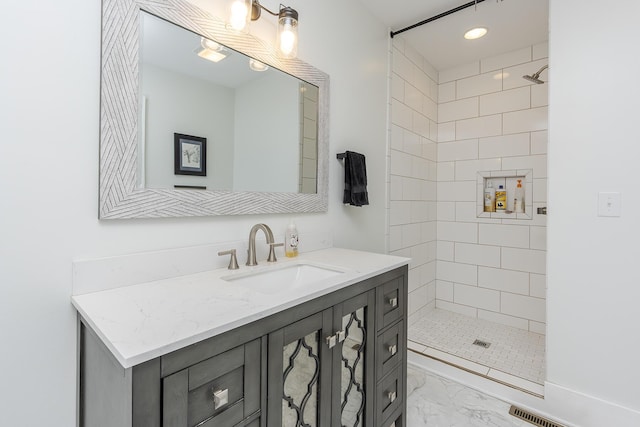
left=598, top=192, right=621, bottom=217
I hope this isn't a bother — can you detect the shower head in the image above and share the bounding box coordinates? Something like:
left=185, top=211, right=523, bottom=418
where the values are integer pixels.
left=522, top=64, right=548, bottom=84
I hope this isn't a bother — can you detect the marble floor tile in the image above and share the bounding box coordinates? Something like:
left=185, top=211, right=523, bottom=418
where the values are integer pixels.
left=407, top=365, right=531, bottom=426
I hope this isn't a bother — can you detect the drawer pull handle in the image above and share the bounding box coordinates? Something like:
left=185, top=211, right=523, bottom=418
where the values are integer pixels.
left=213, top=389, right=229, bottom=410
left=337, top=330, right=346, bottom=343
left=388, top=344, right=397, bottom=356
left=387, top=390, right=397, bottom=403
left=326, top=334, right=337, bottom=348
left=388, top=297, right=398, bottom=308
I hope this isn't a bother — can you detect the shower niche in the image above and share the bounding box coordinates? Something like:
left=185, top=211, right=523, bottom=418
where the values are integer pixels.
left=477, top=170, right=533, bottom=219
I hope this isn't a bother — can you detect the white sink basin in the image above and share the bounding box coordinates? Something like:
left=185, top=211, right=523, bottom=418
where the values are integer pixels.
left=222, top=262, right=345, bottom=295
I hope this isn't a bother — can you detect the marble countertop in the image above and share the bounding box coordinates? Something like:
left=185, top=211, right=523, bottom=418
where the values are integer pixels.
left=72, top=247, right=409, bottom=369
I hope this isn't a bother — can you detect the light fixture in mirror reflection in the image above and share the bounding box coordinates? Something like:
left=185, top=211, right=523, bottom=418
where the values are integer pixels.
left=139, top=11, right=319, bottom=194
left=98, top=0, right=329, bottom=219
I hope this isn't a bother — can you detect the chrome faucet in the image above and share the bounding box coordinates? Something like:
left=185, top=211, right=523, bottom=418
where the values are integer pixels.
left=246, top=223, right=282, bottom=266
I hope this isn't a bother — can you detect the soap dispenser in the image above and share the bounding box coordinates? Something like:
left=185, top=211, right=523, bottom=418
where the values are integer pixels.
left=484, top=181, right=496, bottom=212
left=285, top=220, right=299, bottom=257
left=495, top=185, right=506, bottom=211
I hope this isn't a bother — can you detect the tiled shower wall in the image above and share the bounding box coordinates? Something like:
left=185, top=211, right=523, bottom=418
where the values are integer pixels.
left=436, top=43, right=548, bottom=334
left=388, top=38, right=438, bottom=320
left=388, top=39, right=548, bottom=333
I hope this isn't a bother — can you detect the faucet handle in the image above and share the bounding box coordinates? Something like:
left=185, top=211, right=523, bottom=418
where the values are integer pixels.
left=267, top=242, right=284, bottom=262
left=218, top=249, right=240, bottom=270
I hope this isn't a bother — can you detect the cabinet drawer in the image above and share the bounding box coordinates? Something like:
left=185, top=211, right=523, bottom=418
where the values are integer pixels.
left=163, top=339, right=261, bottom=427
left=376, top=364, right=404, bottom=424
left=376, top=320, right=404, bottom=379
left=376, top=278, right=405, bottom=331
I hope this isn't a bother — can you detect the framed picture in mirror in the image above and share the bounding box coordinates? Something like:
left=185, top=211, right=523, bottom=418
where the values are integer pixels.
left=174, top=133, right=206, bottom=176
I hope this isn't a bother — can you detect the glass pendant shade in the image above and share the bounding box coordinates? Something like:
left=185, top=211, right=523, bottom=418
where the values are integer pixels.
left=228, top=0, right=252, bottom=32
left=277, top=7, right=298, bottom=58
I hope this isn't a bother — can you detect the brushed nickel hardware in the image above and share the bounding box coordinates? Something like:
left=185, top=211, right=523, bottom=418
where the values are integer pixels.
left=473, top=339, right=491, bottom=348
left=387, top=390, right=396, bottom=403
left=388, top=297, right=398, bottom=308
left=388, top=344, right=397, bottom=356
left=267, top=242, right=284, bottom=262
left=336, top=330, right=346, bottom=343
left=246, top=223, right=275, bottom=266
left=537, top=207, right=547, bottom=215
left=218, top=249, right=240, bottom=270
left=213, top=388, right=229, bottom=410
left=326, top=334, right=337, bottom=348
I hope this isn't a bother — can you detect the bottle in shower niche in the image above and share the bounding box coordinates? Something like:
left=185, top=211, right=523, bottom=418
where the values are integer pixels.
left=285, top=220, right=299, bottom=257
left=484, top=181, right=496, bottom=212
left=514, top=179, right=525, bottom=213
left=495, top=185, right=507, bottom=211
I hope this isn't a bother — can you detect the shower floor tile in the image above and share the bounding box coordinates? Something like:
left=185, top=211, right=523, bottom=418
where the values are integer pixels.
left=408, top=308, right=545, bottom=394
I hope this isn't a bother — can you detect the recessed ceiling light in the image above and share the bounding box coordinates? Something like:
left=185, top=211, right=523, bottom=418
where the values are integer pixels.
left=464, top=27, right=488, bottom=40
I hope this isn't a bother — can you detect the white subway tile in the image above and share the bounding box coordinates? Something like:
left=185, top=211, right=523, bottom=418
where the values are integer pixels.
left=439, top=81, right=456, bottom=103
left=479, top=87, right=531, bottom=116
left=404, top=83, right=422, bottom=112
left=437, top=201, right=456, bottom=221
left=502, top=247, right=546, bottom=274
left=529, top=321, right=546, bottom=335
left=435, top=300, right=478, bottom=317
left=408, top=285, right=429, bottom=316
left=457, top=72, right=503, bottom=99
left=456, top=115, right=503, bottom=140
left=438, top=139, right=479, bottom=161
left=424, top=261, right=437, bottom=284
left=436, top=280, right=454, bottom=301
left=503, top=106, right=548, bottom=134
left=455, top=158, right=502, bottom=181
left=423, top=96, right=438, bottom=122
left=503, top=59, right=548, bottom=90
left=402, top=177, right=421, bottom=200
left=390, top=175, right=402, bottom=200
left=454, top=283, right=500, bottom=312
left=455, top=181, right=477, bottom=201
left=439, top=97, right=479, bottom=123
left=423, top=140, right=437, bottom=162
left=530, top=273, right=546, bottom=298
left=501, top=293, right=546, bottom=322
left=424, top=60, right=438, bottom=84
left=421, top=221, right=437, bottom=242
left=430, top=79, right=439, bottom=103
left=389, top=225, right=402, bottom=251
left=437, top=260, right=478, bottom=285
left=402, top=223, right=422, bottom=248
left=392, top=48, right=412, bottom=81
left=481, top=47, right=532, bottom=72
left=502, top=155, right=547, bottom=178
left=403, top=130, right=421, bottom=156
left=479, top=133, right=530, bottom=159
left=429, top=120, right=438, bottom=141
left=408, top=268, right=421, bottom=293
left=438, top=122, right=456, bottom=142
left=478, top=266, right=529, bottom=295
left=531, top=83, right=548, bottom=108
left=427, top=201, right=438, bottom=222
left=427, top=241, right=438, bottom=262
left=439, top=61, right=480, bottom=83
left=532, top=41, right=549, bottom=60
left=455, top=243, right=501, bottom=268
left=422, top=181, right=437, bottom=202
left=410, top=243, right=430, bottom=268
left=530, top=131, right=547, bottom=154
left=389, top=150, right=412, bottom=177
left=410, top=201, right=429, bottom=223
left=530, top=226, right=546, bottom=250
left=438, top=221, right=478, bottom=243
left=413, top=111, right=430, bottom=138
left=438, top=161, right=455, bottom=181
left=415, top=70, right=431, bottom=99
left=437, top=241, right=455, bottom=261
left=411, top=156, right=429, bottom=180
left=391, top=99, right=413, bottom=129
left=478, top=310, right=529, bottom=330
left=404, top=43, right=423, bottom=70
left=456, top=201, right=497, bottom=223
left=533, top=178, right=547, bottom=202
left=392, top=37, right=405, bottom=53
left=479, top=224, right=530, bottom=249
left=389, top=201, right=411, bottom=226
left=391, top=74, right=404, bottom=101
left=390, top=124, right=403, bottom=150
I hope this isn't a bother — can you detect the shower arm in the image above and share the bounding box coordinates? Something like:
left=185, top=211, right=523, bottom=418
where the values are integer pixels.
left=531, top=64, right=549, bottom=78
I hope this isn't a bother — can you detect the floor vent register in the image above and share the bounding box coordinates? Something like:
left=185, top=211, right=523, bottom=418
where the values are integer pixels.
left=509, top=405, right=565, bottom=427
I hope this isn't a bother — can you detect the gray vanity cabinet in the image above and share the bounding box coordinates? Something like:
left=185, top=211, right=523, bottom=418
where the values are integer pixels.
left=79, top=265, right=407, bottom=427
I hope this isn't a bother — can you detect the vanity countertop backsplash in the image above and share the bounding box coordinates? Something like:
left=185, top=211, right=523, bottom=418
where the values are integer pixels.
left=72, top=247, right=409, bottom=368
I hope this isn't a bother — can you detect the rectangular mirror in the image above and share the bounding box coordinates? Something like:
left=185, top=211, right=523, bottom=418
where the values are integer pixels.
left=100, top=0, right=329, bottom=219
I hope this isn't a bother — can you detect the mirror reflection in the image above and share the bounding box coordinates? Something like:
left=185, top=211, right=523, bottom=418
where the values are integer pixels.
left=138, top=11, right=319, bottom=194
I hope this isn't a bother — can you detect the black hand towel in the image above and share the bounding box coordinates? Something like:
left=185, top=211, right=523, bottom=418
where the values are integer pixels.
left=343, top=151, right=369, bottom=207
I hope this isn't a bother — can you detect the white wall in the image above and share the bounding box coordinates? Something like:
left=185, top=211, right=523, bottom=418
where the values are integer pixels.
left=546, top=0, right=640, bottom=422
left=142, top=63, right=235, bottom=190
left=435, top=44, right=548, bottom=333
left=0, top=0, right=389, bottom=425
left=388, top=38, right=439, bottom=321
